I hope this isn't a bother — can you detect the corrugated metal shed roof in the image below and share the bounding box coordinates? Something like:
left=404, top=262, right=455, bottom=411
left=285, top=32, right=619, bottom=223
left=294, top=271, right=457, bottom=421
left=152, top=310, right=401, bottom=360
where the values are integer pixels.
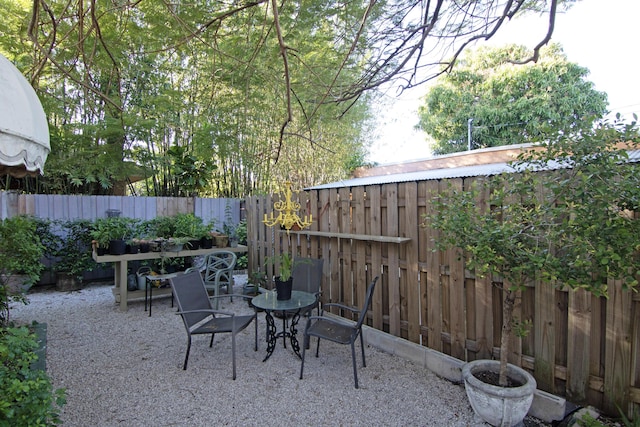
left=308, top=149, right=640, bottom=190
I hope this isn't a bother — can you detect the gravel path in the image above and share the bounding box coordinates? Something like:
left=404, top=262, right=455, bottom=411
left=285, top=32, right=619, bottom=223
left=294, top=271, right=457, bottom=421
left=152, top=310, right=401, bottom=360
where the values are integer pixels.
left=11, top=277, right=496, bottom=427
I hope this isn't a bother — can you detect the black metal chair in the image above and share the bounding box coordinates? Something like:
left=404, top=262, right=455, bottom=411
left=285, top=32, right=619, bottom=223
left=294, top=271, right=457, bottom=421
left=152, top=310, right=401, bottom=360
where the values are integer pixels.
left=169, top=271, right=257, bottom=379
left=299, top=276, right=378, bottom=388
left=291, top=257, right=324, bottom=316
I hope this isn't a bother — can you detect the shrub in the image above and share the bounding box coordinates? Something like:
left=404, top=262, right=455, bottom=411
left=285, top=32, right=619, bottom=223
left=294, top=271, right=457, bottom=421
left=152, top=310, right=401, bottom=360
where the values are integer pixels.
left=0, top=325, right=66, bottom=426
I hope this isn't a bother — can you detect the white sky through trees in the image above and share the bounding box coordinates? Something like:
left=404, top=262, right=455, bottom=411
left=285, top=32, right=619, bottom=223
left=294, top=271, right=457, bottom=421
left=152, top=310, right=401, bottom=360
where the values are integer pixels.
left=369, top=0, right=640, bottom=164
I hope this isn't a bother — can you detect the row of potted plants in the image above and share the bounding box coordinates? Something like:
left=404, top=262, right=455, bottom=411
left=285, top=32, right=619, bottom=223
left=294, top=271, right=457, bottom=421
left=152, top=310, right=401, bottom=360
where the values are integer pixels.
left=90, top=214, right=237, bottom=255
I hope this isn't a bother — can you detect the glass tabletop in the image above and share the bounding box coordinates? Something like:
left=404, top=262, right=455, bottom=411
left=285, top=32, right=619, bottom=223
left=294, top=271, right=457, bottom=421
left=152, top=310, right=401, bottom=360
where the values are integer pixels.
left=251, top=290, right=316, bottom=311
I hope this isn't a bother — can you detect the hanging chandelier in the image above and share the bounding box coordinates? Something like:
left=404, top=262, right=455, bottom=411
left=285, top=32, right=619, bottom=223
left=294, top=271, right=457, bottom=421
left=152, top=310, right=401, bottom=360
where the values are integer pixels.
left=263, top=181, right=313, bottom=233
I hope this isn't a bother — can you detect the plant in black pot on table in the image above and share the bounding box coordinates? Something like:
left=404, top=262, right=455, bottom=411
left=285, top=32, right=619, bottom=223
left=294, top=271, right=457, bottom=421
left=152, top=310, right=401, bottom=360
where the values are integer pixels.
left=91, top=216, right=136, bottom=255
left=428, top=120, right=640, bottom=426
left=265, top=253, right=294, bottom=300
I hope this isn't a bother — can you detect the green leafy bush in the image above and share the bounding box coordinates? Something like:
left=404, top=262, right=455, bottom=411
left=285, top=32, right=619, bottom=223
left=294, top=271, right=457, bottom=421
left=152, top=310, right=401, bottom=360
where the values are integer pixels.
left=0, top=325, right=66, bottom=426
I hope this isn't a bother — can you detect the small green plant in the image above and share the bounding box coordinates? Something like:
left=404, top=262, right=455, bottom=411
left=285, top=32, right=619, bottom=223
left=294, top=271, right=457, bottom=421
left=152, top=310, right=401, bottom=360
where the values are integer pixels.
left=265, top=253, right=294, bottom=281
left=0, top=325, right=66, bottom=425
left=0, top=216, right=45, bottom=326
left=91, top=217, right=136, bottom=247
left=54, top=219, right=96, bottom=282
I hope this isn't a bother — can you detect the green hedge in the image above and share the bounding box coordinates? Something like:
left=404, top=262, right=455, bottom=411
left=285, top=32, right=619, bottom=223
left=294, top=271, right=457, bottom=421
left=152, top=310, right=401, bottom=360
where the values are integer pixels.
left=0, top=325, right=66, bottom=426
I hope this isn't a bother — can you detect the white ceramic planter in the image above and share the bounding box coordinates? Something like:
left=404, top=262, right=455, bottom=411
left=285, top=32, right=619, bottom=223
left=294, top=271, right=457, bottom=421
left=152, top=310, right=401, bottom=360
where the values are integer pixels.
left=462, top=359, right=536, bottom=427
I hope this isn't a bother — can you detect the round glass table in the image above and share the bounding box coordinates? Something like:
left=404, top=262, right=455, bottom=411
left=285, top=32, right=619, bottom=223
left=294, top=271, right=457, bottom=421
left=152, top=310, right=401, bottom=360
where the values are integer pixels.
left=251, top=290, right=316, bottom=361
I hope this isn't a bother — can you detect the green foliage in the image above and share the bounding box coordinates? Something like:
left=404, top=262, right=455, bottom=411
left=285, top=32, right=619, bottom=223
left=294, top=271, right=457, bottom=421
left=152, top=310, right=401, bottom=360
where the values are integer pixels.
left=419, top=43, right=608, bottom=154
left=0, top=216, right=45, bottom=286
left=90, top=217, right=138, bottom=247
left=53, top=220, right=96, bottom=282
left=144, top=214, right=208, bottom=240
left=0, top=216, right=45, bottom=325
left=0, top=325, right=66, bottom=426
left=265, top=253, right=294, bottom=282
left=427, top=117, right=640, bottom=385
left=1, top=0, right=373, bottom=196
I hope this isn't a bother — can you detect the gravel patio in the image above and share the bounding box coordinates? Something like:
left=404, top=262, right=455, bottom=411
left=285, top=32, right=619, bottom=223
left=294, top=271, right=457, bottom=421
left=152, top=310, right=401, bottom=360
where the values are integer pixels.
left=9, top=276, right=550, bottom=426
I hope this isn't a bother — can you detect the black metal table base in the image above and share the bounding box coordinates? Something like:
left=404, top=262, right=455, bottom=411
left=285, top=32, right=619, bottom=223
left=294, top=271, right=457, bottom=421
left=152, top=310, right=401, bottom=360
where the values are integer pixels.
left=263, top=309, right=302, bottom=362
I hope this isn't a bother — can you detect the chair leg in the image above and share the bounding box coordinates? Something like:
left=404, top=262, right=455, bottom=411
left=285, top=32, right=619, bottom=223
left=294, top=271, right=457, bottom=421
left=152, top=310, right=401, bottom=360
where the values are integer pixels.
left=351, top=341, right=359, bottom=389
left=300, top=335, right=307, bottom=380
left=183, top=336, right=192, bottom=370
left=231, top=333, right=237, bottom=380
left=315, top=336, right=321, bottom=357
left=359, top=330, right=366, bottom=367
left=253, top=315, right=258, bottom=351
left=209, top=333, right=215, bottom=347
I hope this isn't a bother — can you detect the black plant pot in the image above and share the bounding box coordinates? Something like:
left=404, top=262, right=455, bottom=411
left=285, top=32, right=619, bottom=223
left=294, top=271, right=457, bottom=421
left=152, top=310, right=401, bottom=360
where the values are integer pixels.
left=275, top=277, right=293, bottom=301
left=109, top=239, right=126, bottom=255
left=139, top=243, right=150, bottom=253
left=200, top=236, right=214, bottom=249
left=126, top=244, right=140, bottom=254
left=188, top=239, right=201, bottom=250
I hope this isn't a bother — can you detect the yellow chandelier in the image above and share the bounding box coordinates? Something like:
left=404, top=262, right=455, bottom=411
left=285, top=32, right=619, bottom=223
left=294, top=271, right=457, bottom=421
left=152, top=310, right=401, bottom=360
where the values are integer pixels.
left=263, top=181, right=313, bottom=233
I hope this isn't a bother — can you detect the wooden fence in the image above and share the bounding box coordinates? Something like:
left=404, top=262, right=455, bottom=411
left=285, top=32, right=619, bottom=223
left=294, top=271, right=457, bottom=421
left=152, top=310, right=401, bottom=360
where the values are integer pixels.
left=0, top=192, right=243, bottom=283
left=0, top=191, right=242, bottom=225
left=245, top=179, right=639, bottom=417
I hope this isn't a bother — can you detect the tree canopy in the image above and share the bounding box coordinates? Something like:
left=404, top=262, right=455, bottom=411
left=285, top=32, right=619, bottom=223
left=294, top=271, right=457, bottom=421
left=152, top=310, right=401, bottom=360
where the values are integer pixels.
left=418, top=43, right=608, bottom=155
left=0, top=0, right=576, bottom=195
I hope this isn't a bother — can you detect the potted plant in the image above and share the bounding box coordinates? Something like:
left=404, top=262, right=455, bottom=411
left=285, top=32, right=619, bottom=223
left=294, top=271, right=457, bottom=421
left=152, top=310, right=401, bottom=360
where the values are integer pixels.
left=265, top=253, right=294, bottom=300
left=0, top=215, right=45, bottom=322
left=91, top=217, right=135, bottom=255
left=54, top=219, right=96, bottom=291
left=428, top=120, right=640, bottom=426
left=0, top=215, right=45, bottom=292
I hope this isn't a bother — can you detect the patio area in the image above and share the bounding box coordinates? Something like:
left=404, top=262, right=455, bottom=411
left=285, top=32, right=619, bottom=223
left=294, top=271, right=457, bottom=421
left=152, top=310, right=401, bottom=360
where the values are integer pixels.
left=10, top=276, right=541, bottom=426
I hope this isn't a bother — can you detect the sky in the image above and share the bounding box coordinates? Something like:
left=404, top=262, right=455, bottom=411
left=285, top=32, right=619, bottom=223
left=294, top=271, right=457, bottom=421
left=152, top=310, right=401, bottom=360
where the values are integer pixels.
left=367, top=0, right=640, bottom=164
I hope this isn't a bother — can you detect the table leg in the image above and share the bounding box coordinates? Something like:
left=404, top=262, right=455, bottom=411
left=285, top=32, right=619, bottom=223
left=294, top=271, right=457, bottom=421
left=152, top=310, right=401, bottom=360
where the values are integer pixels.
left=263, top=311, right=277, bottom=362
left=289, top=311, right=302, bottom=359
left=114, top=260, right=129, bottom=311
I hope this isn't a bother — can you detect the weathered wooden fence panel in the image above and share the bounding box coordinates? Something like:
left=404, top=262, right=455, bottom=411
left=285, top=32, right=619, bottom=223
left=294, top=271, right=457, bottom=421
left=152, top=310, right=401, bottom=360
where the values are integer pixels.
left=247, top=181, right=640, bottom=418
left=1, top=192, right=242, bottom=284
left=1, top=193, right=241, bottom=225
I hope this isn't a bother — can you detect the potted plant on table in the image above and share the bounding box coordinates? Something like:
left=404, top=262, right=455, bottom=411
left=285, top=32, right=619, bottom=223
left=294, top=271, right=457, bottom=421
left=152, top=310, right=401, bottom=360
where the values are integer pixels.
left=265, top=253, right=294, bottom=300
left=428, top=120, right=640, bottom=426
left=91, top=217, right=136, bottom=255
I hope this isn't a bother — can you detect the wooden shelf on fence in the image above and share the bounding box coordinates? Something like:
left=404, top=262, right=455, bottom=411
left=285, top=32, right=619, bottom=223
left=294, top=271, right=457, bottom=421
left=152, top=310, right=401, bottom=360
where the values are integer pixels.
left=284, top=230, right=411, bottom=244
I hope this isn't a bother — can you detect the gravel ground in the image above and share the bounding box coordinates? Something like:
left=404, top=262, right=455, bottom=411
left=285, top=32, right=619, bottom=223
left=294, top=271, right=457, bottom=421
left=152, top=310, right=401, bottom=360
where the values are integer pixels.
left=10, top=276, right=548, bottom=427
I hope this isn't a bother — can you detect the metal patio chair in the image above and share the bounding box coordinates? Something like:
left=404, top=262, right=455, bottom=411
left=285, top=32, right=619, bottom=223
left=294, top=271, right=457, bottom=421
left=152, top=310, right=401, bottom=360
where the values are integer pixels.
left=169, top=271, right=257, bottom=379
left=299, top=276, right=378, bottom=388
left=203, top=250, right=236, bottom=308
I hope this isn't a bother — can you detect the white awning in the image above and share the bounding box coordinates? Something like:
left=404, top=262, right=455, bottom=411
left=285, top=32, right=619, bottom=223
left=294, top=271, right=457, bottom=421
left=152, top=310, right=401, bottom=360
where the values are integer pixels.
left=0, top=53, right=50, bottom=177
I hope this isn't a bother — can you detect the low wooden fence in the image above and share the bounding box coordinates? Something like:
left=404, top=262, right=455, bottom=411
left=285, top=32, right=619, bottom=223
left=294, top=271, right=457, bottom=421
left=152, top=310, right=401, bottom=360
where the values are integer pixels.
left=246, top=180, right=639, bottom=417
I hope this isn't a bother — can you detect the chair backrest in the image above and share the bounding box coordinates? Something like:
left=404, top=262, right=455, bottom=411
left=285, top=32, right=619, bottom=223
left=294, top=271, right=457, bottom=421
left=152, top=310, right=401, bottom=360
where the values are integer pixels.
left=292, top=258, right=324, bottom=295
left=204, top=251, right=237, bottom=282
left=170, top=271, right=214, bottom=327
left=356, top=276, right=379, bottom=328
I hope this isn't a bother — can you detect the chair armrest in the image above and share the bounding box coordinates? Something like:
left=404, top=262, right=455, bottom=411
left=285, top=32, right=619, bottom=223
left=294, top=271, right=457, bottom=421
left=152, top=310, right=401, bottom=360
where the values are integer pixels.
left=177, top=308, right=235, bottom=317
left=305, top=314, right=357, bottom=329
left=321, top=302, right=359, bottom=315
left=209, top=293, right=247, bottom=300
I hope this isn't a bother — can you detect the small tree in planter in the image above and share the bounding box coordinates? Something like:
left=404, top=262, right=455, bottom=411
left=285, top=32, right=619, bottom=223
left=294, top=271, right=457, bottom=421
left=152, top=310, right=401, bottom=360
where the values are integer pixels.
left=428, top=118, right=640, bottom=424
